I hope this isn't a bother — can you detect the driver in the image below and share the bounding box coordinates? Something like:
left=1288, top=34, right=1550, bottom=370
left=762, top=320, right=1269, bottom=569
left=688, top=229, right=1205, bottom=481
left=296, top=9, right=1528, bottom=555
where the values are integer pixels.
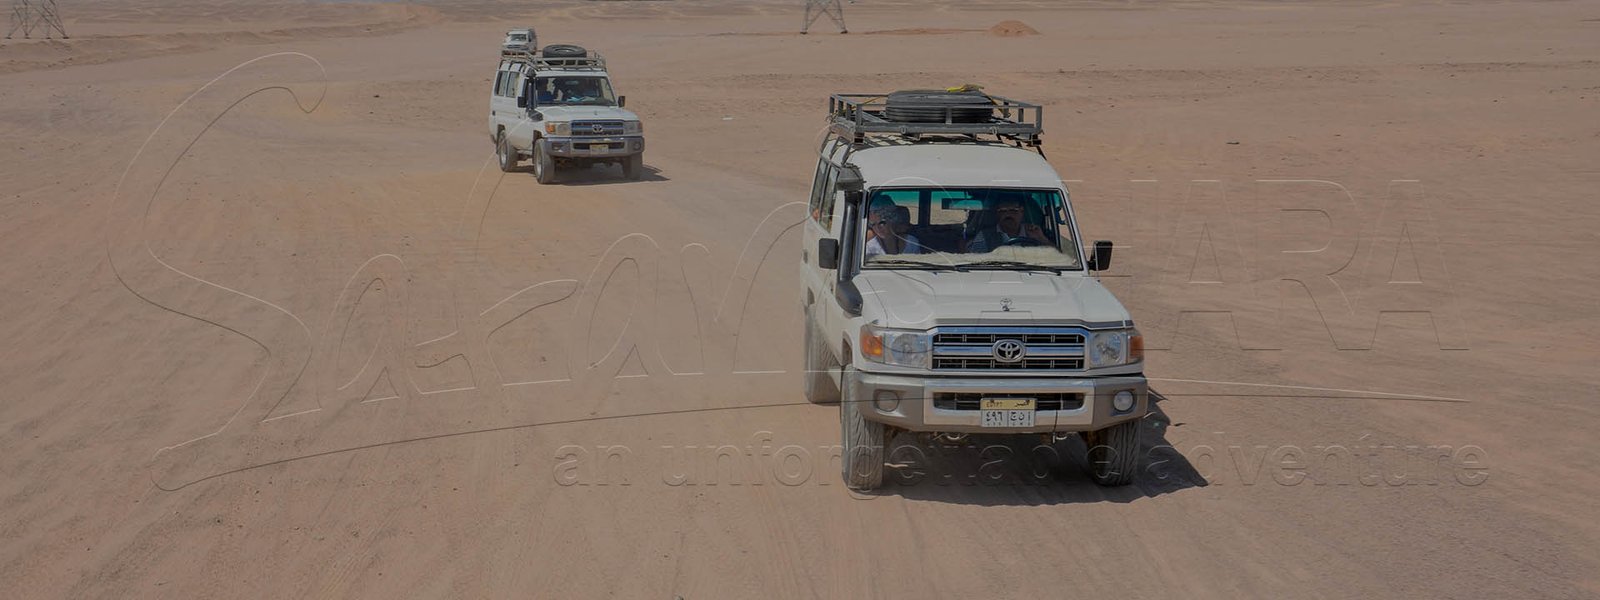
left=965, top=195, right=1049, bottom=253
left=555, top=79, right=596, bottom=102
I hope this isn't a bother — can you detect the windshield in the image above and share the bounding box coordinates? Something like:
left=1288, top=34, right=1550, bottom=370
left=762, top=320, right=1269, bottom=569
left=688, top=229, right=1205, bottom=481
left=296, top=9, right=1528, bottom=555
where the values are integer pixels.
left=860, top=187, right=1082, bottom=271
left=532, top=76, right=617, bottom=106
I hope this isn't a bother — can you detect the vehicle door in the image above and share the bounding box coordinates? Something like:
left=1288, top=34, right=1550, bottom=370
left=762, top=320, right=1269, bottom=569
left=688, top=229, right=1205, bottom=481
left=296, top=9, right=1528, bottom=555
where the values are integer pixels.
left=489, top=64, right=521, bottom=142
left=503, top=67, right=538, bottom=151
left=801, top=145, right=842, bottom=348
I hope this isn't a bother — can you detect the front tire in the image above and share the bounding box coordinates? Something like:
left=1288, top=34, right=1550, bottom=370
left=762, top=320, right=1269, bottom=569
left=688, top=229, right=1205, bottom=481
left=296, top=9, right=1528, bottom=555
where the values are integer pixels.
left=802, top=309, right=840, bottom=405
left=839, top=366, right=885, bottom=490
left=621, top=153, right=644, bottom=180
left=1083, top=419, right=1141, bottom=486
left=496, top=132, right=518, bottom=173
left=533, top=141, right=555, bottom=184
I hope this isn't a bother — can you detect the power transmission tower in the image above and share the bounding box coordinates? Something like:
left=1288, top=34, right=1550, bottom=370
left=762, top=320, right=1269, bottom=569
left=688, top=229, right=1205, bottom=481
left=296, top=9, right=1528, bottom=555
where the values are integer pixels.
left=7, top=0, right=69, bottom=40
left=800, top=0, right=846, bottom=35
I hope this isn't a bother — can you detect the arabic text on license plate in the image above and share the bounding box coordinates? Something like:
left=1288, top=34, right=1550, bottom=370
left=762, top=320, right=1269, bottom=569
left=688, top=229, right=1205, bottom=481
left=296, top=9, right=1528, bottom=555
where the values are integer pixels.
left=979, top=398, right=1036, bottom=428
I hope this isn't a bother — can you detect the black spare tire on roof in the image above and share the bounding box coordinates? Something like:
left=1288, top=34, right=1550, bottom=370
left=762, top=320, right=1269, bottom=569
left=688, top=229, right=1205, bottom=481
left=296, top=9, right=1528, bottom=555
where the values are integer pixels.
left=883, top=89, right=995, bottom=124
left=541, top=44, right=588, bottom=58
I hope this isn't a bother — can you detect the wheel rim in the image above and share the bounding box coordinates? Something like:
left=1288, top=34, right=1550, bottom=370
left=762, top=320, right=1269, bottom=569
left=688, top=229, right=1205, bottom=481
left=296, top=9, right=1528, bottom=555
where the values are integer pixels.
left=533, top=149, right=543, bottom=178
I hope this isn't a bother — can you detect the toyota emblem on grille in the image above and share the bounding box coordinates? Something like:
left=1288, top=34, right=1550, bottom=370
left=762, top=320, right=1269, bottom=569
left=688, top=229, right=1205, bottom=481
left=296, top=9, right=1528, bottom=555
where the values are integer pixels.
left=991, top=339, right=1027, bottom=363
left=591, top=123, right=606, bottom=134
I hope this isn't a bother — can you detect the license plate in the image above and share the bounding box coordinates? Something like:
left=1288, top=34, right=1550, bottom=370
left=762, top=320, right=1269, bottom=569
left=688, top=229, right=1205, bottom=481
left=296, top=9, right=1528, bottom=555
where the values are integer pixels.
left=588, top=145, right=609, bottom=155
left=980, top=397, right=1035, bottom=428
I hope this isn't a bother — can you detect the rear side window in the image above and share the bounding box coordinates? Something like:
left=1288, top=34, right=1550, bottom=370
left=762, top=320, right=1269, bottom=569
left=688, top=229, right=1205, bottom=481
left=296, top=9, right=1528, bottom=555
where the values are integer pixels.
left=817, top=165, right=839, bottom=231
left=807, top=159, right=829, bottom=225
left=494, top=70, right=521, bottom=97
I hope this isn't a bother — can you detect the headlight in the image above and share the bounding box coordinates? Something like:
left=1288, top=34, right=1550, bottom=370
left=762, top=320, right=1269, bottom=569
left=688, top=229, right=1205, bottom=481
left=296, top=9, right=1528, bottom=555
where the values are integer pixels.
left=860, top=324, right=931, bottom=369
left=544, top=121, right=571, bottom=136
left=623, top=121, right=642, bottom=135
left=1087, top=328, right=1143, bottom=368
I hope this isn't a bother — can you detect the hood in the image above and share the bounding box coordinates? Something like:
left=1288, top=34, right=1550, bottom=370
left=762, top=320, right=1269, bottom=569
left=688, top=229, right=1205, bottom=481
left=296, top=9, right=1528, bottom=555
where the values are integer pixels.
left=536, top=106, right=640, bottom=121
left=854, top=271, right=1132, bottom=330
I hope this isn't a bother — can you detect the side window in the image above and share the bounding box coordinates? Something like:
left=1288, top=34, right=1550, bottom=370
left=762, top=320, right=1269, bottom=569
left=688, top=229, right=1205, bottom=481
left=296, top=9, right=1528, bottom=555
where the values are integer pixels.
left=818, top=165, right=839, bottom=231
left=497, top=72, right=511, bottom=97
left=807, top=159, right=829, bottom=224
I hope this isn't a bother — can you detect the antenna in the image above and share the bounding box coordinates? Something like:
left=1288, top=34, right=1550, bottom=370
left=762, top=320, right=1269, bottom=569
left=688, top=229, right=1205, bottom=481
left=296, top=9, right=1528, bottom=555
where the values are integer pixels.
left=800, top=0, right=846, bottom=35
left=6, top=0, right=68, bottom=39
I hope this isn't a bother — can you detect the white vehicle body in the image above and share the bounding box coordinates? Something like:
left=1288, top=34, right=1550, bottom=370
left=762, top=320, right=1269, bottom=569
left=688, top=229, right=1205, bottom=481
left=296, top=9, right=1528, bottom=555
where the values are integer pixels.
left=487, top=50, right=646, bottom=182
left=501, top=28, right=536, bottom=55
left=802, top=95, right=1148, bottom=489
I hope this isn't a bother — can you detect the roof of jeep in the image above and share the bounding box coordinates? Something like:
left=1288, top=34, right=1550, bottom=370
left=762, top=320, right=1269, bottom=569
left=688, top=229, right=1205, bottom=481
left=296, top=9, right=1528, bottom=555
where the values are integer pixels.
left=844, top=142, right=1064, bottom=189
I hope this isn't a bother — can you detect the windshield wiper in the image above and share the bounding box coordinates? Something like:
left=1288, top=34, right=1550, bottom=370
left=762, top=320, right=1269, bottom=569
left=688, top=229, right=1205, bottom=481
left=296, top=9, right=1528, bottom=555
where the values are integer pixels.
left=866, top=259, right=959, bottom=271
left=954, top=260, right=1067, bottom=273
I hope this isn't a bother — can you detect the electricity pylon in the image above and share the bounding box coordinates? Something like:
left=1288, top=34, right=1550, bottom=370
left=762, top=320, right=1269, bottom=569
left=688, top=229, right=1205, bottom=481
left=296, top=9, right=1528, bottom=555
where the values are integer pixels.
left=7, top=0, right=69, bottom=39
left=801, top=0, right=846, bottom=35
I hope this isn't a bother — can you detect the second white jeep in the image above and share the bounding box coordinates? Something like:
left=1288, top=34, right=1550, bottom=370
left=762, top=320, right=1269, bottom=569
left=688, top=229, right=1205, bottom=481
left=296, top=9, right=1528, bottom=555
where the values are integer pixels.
left=488, top=44, right=645, bottom=183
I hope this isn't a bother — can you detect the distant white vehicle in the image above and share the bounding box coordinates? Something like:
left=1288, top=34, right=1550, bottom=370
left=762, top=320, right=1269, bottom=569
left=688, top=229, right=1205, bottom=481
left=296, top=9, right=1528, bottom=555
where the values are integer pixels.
left=488, top=44, right=646, bottom=183
left=803, top=91, right=1147, bottom=490
left=502, top=28, right=537, bottom=56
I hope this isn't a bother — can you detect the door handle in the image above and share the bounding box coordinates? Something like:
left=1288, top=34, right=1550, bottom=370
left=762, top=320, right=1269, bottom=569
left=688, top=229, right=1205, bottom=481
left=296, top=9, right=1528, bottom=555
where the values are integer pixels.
left=802, top=250, right=810, bottom=262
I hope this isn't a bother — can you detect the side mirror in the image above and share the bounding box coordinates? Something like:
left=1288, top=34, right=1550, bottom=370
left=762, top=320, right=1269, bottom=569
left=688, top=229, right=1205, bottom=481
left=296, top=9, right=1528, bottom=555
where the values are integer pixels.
left=817, top=238, right=840, bottom=270
left=617, top=95, right=626, bottom=108
left=1087, top=240, right=1114, bottom=271
left=516, top=95, right=528, bottom=108
left=843, top=190, right=865, bottom=206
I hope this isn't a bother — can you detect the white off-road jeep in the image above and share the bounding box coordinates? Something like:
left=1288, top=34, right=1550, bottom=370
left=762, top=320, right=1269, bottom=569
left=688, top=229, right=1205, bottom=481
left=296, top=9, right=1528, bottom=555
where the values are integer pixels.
left=488, top=43, right=645, bottom=183
left=801, top=91, right=1148, bottom=490
left=502, top=28, right=537, bottom=56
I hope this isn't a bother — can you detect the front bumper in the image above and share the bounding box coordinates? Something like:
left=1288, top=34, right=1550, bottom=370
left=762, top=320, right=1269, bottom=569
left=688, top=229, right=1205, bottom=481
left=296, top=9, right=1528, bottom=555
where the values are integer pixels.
left=543, top=135, right=644, bottom=158
left=849, top=371, right=1149, bottom=434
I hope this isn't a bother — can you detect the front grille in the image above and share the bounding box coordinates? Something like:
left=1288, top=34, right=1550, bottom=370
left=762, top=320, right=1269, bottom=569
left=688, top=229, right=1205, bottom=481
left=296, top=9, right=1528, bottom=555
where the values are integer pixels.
left=932, top=393, right=1085, bottom=412
left=930, top=326, right=1087, bottom=372
left=932, top=357, right=1084, bottom=370
left=934, top=331, right=1084, bottom=345
left=572, top=120, right=625, bottom=136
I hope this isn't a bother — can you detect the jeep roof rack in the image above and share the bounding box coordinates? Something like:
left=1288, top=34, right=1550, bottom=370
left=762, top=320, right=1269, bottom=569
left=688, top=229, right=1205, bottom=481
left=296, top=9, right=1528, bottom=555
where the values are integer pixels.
left=826, top=93, right=1043, bottom=149
left=501, top=49, right=608, bottom=72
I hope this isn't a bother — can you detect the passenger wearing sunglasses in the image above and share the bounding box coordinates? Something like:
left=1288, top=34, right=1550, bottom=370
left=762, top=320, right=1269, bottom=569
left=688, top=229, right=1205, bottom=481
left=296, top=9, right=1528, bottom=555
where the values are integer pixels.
left=864, top=204, right=925, bottom=258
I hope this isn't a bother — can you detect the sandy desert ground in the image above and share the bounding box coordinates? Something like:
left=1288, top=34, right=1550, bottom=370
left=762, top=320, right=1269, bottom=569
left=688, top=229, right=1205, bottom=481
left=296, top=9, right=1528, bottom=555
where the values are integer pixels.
left=2, top=0, right=1599, bottom=597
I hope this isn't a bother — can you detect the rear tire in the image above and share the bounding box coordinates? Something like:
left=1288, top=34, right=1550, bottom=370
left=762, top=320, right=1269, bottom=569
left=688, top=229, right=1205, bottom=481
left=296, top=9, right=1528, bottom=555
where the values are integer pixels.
left=496, top=132, right=518, bottom=173
left=621, top=153, right=644, bottom=180
left=802, top=309, right=840, bottom=405
left=533, top=142, right=555, bottom=184
left=1083, top=419, right=1141, bottom=486
left=840, top=366, right=885, bottom=491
